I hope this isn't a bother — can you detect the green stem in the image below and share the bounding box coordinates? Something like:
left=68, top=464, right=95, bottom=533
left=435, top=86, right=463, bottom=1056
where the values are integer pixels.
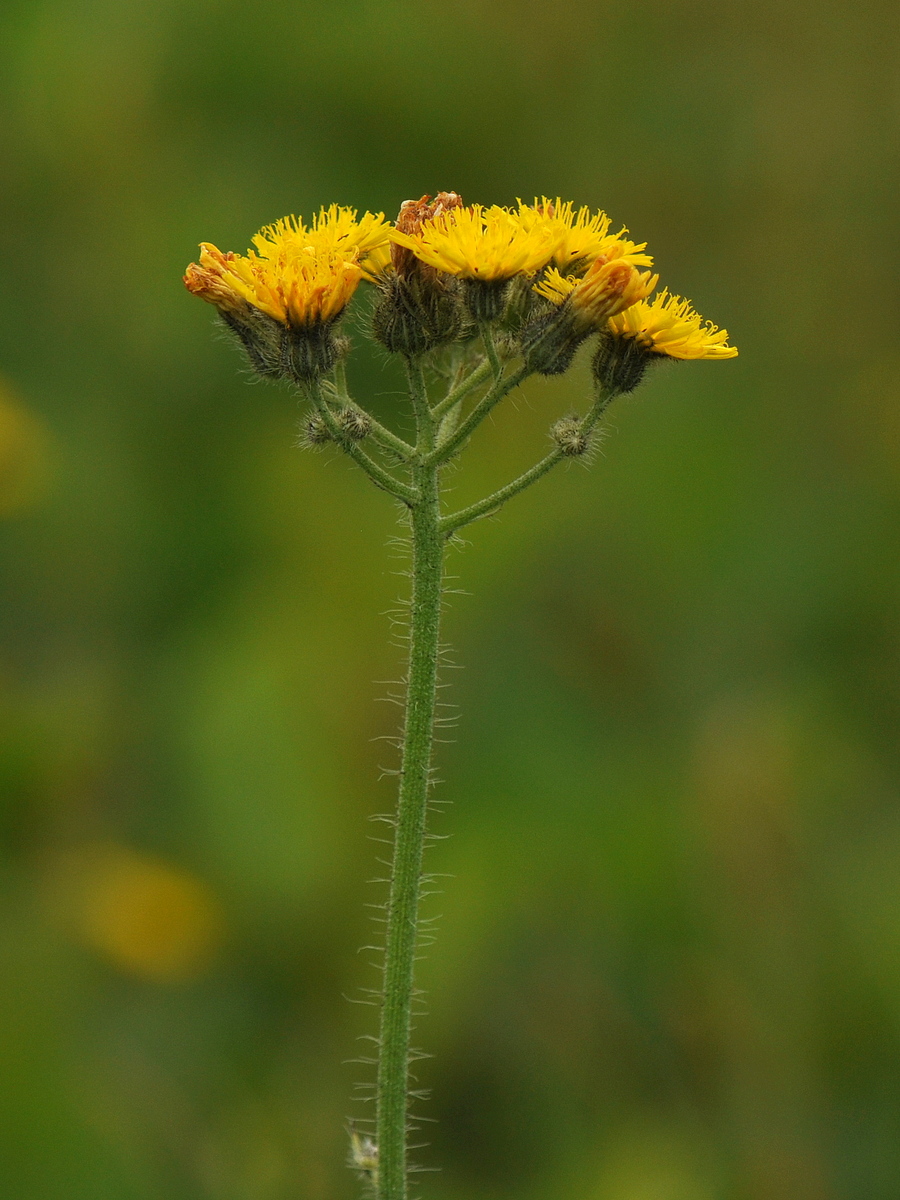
left=307, top=383, right=418, bottom=503
left=439, top=384, right=614, bottom=534
left=481, top=324, right=502, bottom=379
left=371, top=380, right=613, bottom=1198
left=405, top=357, right=435, bottom=453
left=428, top=365, right=530, bottom=466
left=376, top=456, right=443, bottom=1200
left=440, top=448, right=563, bottom=534
left=365, top=415, right=416, bottom=461
left=430, top=357, right=493, bottom=421
left=322, top=372, right=415, bottom=460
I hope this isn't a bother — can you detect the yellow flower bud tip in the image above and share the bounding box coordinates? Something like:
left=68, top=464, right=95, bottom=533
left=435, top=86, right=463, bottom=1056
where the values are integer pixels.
left=516, top=198, right=653, bottom=270
left=388, top=202, right=564, bottom=283
left=607, top=289, right=739, bottom=360
left=184, top=252, right=249, bottom=316
left=534, top=259, right=659, bottom=329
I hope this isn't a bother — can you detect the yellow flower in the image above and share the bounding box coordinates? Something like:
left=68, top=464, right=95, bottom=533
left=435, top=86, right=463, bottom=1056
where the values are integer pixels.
left=252, top=204, right=391, bottom=261
left=517, top=198, right=653, bottom=271
left=184, top=206, right=391, bottom=327
left=533, top=259, right=659, bottom=328
left=359, top=242, right=393, bottom=279
left=607, top=289, right=739, bottom=359
left=387, top=203, right=562, bottom=282
left=47, top=843, right=225, bottom=983
left=185, top=241, right=364, bottom=328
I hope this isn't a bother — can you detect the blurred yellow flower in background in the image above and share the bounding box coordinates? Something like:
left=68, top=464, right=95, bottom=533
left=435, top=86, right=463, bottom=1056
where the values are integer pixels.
left=50, top=844, right=225, bottom=983
left=0, top=378, right=54, bottom=517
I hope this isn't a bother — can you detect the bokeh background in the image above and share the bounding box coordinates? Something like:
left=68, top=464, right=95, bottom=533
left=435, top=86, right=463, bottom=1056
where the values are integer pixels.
left=1, top=0, right=899, bottom=1197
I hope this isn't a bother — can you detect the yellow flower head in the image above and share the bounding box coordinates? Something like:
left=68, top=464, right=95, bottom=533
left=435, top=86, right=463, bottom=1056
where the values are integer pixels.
left=387, top=203, right=563, bottom=282
left=184, top=206, right=391, bottom=327
left=252, top=205, right=391, bottom=263
left=185, top=241, right=364, bottom=327
left=359, top=242, right=393, bottom=279
left=533, top=259, right=659, bottom=328
left=607, top=289, right=739, bottom=359
left=517, top=198, right=653, bottom=271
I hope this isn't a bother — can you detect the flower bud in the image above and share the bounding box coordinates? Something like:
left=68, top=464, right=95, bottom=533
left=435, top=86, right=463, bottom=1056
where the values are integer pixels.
left=303, top=412, right=333, bottom=446
left=372, top=272, right=463, bottom=356
left=336, top=405, right=372, bottom=441
left=550, top=415, right=590, bottom=456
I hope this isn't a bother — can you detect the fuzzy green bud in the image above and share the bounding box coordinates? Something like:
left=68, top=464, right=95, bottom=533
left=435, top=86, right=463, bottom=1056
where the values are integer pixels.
left=551, top=415, right=590, bottom=457
left=281, top=324, right=346, bottom=384
left=303, top=412, right=333, bottom=446
left=219, top=307, right=286, bottom=380
left=336, top=405, right=372, bottom=441
left=372, top=273, right=463, bottom=356
left=462, top=278, right=510, bottom=324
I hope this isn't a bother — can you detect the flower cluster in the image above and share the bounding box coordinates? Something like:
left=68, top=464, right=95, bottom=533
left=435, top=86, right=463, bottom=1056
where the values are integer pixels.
left=185, top=193, right=737, bottom=391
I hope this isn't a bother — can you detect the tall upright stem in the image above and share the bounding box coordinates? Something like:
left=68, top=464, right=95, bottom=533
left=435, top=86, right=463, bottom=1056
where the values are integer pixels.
left=376, top=449, right=444, bottom=1199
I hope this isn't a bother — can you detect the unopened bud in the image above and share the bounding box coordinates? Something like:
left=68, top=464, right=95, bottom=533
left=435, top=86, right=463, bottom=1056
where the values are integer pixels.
left=372, top=273, right=463, bottom=356
left=348, top=1127, right=379, bottom=1184
left=551, top=415, right=590, bottom=456
left=336, top=405, right=372, bottom=441
left=303, top=412, right=333, bottom=446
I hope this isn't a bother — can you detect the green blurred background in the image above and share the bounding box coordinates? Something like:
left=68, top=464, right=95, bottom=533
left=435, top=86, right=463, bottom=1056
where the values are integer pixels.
left=1, top=0, right=898, bottom=1197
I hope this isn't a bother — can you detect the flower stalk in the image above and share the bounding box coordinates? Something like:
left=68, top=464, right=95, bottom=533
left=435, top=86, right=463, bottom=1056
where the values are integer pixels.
left=376, top=450, right=442, bottom=1200
left=183, top=192, right=738, bottom=1200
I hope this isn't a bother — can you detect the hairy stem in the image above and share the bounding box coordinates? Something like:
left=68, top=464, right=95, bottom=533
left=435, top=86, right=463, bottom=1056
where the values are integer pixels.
left=430, top=356, right=493, bottom=421
left=439, top=384, right=614, bottom=533
left=376, top=452, right=443, bottom=1200
left=441, top=448, right=563, bottom=534
left=372, top=378, right=612, bottom=1199
left=428, top=364, right=530, bottom=465
left=364, top=414, right=417, bottom=461
left=308, top=383, right=418, bottom=503
left=481, top=324, right=502, bottom=378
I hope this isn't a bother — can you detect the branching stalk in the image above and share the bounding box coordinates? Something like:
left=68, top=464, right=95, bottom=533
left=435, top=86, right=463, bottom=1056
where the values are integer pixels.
left=430, top=356, right=493, bottom=421
left=307, top=383, right=418, bottom=503
left=440, top=385, right=614, bottom=534
left=481, top=324, right=503, bottom=379
left=428, top=365, right=530, bottom=465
